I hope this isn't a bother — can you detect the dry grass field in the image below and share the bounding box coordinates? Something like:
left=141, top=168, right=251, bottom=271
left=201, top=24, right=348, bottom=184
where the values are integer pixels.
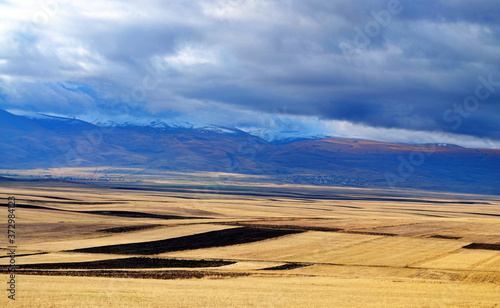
left=1, top=176, right=499, bottom=307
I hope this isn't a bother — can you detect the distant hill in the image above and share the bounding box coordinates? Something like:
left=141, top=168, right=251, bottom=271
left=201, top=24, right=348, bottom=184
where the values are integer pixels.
left=1, top=109, right=499, bottom=194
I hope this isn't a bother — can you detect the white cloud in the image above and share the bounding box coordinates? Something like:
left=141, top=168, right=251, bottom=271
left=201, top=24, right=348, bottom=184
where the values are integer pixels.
left=322, top=120, right=500, bottom=149
left=163, top=44, right=220, bottom=67
left=202, top=0, right=265, bottom=20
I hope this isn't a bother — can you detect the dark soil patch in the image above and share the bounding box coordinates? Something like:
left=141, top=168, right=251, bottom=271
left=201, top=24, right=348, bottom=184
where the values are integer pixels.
left=463, top=243, right=500, bottom=250
left=341, top=230, right=397, bottom=237
left=430, top=235, right=462, bottom=240
left=26, top=195, right=77, bottom=201
left=68, top=227, right=303, bottom=255
left=261, top=263, right=310, bottom=270
left=0, top=203, right=63, bottom=211
left=97, top=225, right=164, bottom=234
left=226, top=222, right=396, bottom=236
left=81, top=210, right=200, bottom=220
left=0, top=269, right=250, bottom=280
left=0, top=252, right=48, bottom=259
left=403, top=208, right=500, bottom=218
left=28, top=200, right=122, bottom=205
left=230, top=222, right=342, bottom=232
left=0, top=257, right=234, bottom=270
left=0, top=203, right=206, bottom=220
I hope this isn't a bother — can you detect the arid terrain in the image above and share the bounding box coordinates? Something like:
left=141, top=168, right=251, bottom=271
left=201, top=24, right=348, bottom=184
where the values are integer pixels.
left=1, top=175, right=500, bottom=307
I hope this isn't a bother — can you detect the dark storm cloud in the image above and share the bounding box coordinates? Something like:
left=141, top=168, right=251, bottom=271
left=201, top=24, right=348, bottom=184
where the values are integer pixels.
left=0, top=0, right=499, bottom=144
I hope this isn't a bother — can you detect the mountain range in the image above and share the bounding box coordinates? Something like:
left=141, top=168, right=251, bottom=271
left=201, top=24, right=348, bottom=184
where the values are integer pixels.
left=1, top=109, right=499, bottom=195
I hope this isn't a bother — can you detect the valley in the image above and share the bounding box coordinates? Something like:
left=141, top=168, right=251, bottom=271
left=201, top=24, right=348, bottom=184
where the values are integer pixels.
left=1, top=177, right=499, bottom=307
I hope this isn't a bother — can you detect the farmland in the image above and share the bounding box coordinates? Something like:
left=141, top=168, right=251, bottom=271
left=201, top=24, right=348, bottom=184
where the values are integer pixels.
left=1, top=176, right=499, bottom=307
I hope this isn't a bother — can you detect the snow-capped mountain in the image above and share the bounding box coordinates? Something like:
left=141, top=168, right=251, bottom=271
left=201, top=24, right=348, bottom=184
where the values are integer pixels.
left=1, top=109, right=499, bottom=195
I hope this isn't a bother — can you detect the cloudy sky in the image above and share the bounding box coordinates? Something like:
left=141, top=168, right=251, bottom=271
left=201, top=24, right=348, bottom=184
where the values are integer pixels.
left=0, top=0, right=499, bottom=147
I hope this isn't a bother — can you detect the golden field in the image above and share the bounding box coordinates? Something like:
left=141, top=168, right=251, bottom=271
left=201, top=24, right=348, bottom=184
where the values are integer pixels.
left=0, top=176, right=499, bottom=307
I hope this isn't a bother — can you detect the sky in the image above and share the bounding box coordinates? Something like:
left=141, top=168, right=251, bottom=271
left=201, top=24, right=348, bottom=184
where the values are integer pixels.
left=0, top=0, right=499, bottom=148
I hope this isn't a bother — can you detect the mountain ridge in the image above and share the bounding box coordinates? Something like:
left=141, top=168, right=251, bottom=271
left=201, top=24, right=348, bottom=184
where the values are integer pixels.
left=1, top=109, right=499, bottom=194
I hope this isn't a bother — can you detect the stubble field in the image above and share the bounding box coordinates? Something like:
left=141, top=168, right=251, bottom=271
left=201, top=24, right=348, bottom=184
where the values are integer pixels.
left=1, top=177, right=499, bottom=307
